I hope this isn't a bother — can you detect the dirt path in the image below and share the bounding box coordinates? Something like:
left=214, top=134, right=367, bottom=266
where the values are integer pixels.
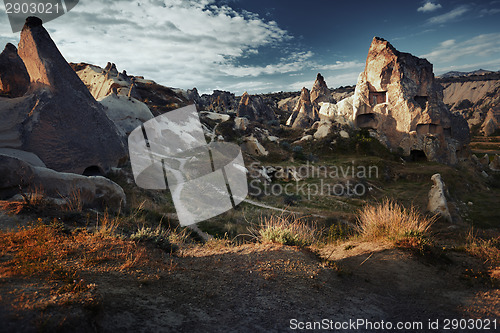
left=89, top=243, right=497, bottom=333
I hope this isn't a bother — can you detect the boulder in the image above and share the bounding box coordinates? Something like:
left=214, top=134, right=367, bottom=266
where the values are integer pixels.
left=234, top=117, right=250, bottom=131
left=241, top=136, right=268, bottom=156
left=237, top=92, right=276, bottom=121
left=318, top=96, right=354, bottom=125
left=14, top=17, right=127, bottom=174
left=427, top=173, right=452, bottom=222
left=314, top=121, right=334, bottom=139
left=352, top=37, right=470, bottom=164
left=489, top=155, right=500, bottom=171
left=479, top=154, right=490, bottom=166
left=200, top=111, right=230, bottom=122
left=99, top=94, right=154, bottom=136
left=0, top=43, right=30, bottom=97
left=0, top=154, right=125, bottom=213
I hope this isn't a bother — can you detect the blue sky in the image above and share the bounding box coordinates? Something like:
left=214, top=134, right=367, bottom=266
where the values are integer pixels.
left=1, top=0, right=500, bottom=95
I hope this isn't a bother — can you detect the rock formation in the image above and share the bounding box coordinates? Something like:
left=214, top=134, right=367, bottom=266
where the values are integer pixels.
left=288, top=74, right=333, bottom=128
left=1, top=16, right=127, bottom=174
left=0, top=154, right=125, bottom=213
left=237, top=92, right=276, bottom=121
left=197, top=90, right=238, bottom=113
left=352, top=37, right=469, bottom=164
left=480, top=108, right=500, bottom=136
left=287, top=87, right=314, bottom=128
left=427, top=173, right=452, bottom=222
left=0, top=43, right=30, bottom=97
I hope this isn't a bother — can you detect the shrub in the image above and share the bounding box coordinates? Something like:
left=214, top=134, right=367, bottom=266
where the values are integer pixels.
left=356, top=199, right=436, bottom=241
left=252, top=214, right=318, bottom=247
left=130, top=225, right=178, bottom=253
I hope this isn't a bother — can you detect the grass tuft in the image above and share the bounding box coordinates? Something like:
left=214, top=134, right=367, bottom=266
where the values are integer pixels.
left=356, top=199, right=436, bottom=242
left=251, top=214, right=319, bottom=247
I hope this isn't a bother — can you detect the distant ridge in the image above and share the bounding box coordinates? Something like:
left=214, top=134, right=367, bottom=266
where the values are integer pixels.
left=436, top=69, right=500, bottom=83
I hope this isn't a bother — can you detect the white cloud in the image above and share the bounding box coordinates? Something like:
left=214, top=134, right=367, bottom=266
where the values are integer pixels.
left=417, top=2, right=442, bottom=13
left=4, top=0, right=292, bottom=92
left=315, top=61, right=364, bottom=71
left=427, top=5, right=469, bottom=24
left=421, top=33, right=500, bottom=63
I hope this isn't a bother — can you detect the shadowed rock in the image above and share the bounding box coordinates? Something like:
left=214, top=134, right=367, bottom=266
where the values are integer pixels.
left=0, top=43, right=30, bottom=97
left=12, top=17, right=127, bottom=174
left=237, top=92, right=276, bottom=121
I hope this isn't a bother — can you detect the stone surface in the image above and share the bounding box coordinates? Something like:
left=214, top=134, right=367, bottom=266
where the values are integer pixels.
left=314, top=121, right=334, bottom=140
left=237, top=92, right=276, bottom=121
left=288, top=87, right=315, bottom=128
left=489, top=155, right=500, bottom=171
left=13, top=17, right=127, bottom=174
left=0, top=154, right=125, bottom=213
left=480, top=108, right=500, bottom=136
left=99, top=94, right=154, bottom=136
left=241, top=136, right=268, bottom=156
left=234, top=117, right=250, bottom=131
left=427, top=173, right=452, bottom=222
left=0, top=43, right=30, bottom=97
left=288, top=74, right=332, bottom=128
left=352, top=37, right=469, bottom=164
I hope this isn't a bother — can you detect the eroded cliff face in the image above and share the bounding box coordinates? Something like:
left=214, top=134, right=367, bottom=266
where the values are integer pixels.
left=352, top=37, right=469, bottom=164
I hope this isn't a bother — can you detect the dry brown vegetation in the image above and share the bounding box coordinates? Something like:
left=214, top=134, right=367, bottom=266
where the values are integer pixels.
left=356, top=199, right=437, bottom=241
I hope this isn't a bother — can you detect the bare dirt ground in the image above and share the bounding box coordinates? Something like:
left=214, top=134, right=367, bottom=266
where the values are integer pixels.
left=1, top=233, right=498, bottom=333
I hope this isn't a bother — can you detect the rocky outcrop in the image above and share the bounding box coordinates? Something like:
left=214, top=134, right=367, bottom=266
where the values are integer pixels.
left=318, top=96, right=354, bottom=125
left=198, top=90, right=237, bottom=113
left=75, top=62, right=139, bottom=100
left=287, top=87, right=314, bottom=128
left=352, top=37, right=469, bottom=164
left=237, top=92, right=276, bottom=121
left=480, top=108, right=500, bottom=136
left=99, top=94, right=155, bottom=136
left=0, top=154, right=125, bottom=213
left=427, top=173, right=452, bottom=222
left=9, top=17, right=127, bottom=174
left=0, top=43, right=30, bottom=97
left=288, top=74, right=332, bottom=128
left=310, top=73, right=332, bottom=109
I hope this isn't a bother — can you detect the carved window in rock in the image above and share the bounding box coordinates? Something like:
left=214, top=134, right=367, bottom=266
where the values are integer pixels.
left=369, top=91, right=387, bottom=106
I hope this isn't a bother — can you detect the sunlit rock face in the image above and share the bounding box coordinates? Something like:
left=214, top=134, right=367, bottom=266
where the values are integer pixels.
left=237, top=92, right=276, bottom=121
left=352, top=37, right=469, bottom=164
left=13, top=16, right=127, bottom=173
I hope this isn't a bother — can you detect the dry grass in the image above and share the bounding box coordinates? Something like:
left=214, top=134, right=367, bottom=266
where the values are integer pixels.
left=466, top=230, right=500, bottom=268
left=250, top=214, right=319, bottom=247
left=356, top=199, right=436, bottom=241
left=0, top=187, right=47, bottom=215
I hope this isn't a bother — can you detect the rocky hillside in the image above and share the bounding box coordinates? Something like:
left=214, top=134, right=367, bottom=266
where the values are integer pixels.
left=438, top=71, right=500, bottom=136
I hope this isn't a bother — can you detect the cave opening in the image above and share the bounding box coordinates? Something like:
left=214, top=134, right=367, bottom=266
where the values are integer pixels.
left=409, top=150, right=427, bottom=162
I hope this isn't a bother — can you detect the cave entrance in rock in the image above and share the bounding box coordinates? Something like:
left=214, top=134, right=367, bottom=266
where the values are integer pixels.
left=414, top=96, right=428, bottom=109
left=369, top=91, right=387, bottom=106
left=409, top=150, right=427, bottom=162
left=83, top=166, right=103, bottom=176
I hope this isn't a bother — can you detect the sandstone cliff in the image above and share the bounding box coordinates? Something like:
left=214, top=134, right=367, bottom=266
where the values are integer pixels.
left=351, top=37, right=469, bottom=164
